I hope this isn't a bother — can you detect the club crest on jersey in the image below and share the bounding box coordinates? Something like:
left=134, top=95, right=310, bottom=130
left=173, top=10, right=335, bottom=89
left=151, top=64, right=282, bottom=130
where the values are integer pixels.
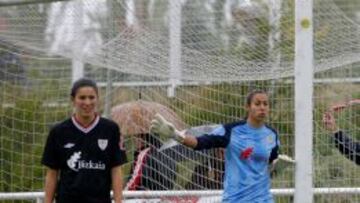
left=98, top=139, right=108, bottom=151
left=267, top=135, right=274, bottom=144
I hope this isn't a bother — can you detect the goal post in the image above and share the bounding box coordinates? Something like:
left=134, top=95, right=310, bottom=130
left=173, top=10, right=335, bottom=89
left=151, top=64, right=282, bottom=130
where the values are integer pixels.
left=294, top=0, right=314, bottom=202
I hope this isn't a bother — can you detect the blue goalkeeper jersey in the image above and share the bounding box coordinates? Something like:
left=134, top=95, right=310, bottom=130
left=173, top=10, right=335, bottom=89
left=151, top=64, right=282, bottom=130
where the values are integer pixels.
left=195, top=120, right=280, bottom=203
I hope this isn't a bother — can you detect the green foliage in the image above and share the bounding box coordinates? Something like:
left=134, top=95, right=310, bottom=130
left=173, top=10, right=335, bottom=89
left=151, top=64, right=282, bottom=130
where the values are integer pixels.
left=0, top=83, right=69, bottom=192
left=174, top=84, right=249, bottom=126
left=234, top=16, right=271, bottom=61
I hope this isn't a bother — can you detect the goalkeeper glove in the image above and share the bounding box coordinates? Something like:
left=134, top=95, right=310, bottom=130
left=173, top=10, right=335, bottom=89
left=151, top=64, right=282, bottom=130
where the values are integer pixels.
left=270, top=154, right=295, bottom=173
left=150, top=114, right=186, bottom=143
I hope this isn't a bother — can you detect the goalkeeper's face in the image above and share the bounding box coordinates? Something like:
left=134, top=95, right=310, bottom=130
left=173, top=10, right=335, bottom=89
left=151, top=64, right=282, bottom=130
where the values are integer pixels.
left=72, top=86, right=99, bottom=118
left=246, top=93, right=269, bottom=123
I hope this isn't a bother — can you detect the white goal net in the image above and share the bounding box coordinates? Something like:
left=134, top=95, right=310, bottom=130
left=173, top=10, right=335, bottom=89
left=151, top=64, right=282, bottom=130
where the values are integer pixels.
left=0, top=0, right=359, bottom=202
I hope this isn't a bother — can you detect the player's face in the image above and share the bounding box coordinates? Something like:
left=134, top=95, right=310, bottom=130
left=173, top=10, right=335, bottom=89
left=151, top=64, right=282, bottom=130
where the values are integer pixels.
left=246, top=93, right=269, bottom=124
left=72, top=86, right=98, bottom=118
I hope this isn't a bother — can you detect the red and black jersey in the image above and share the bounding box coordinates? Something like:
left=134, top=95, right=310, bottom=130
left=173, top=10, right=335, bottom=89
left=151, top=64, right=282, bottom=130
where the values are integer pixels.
left=41, top=115, right=127, bottom=203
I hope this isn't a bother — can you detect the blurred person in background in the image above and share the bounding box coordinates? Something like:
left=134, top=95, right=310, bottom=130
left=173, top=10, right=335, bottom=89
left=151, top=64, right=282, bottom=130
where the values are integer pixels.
left=323, top=100, right=360, bottom=165
left=185, top=148, right=225, bottom=190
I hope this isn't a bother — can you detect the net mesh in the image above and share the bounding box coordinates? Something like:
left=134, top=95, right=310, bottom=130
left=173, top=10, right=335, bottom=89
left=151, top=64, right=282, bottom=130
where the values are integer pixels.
left=0, top=0, right=359, bottom=202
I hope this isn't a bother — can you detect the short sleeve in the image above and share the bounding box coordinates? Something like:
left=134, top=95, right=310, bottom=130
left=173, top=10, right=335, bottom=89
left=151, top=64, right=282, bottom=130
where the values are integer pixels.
left=110, top=124, right=127, bottom=167
left=41, top=128, right=60, bottom=169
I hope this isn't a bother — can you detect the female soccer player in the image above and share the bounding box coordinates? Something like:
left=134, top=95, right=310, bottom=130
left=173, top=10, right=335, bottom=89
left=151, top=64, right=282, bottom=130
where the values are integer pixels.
left=323, top=103, right=359, bottom=165
left=151, top=90, right=280, bottom=202
left=41, top=78, right=127, bottom=203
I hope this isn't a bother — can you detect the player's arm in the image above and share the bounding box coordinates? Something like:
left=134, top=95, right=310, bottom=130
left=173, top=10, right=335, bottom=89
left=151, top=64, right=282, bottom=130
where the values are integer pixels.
left=323, top=100, right=360, bottom=133
left=42, top=127, right=61, bottom=203
left=111, top=165, right=123, bottom=203
left=150, top=114, right=228, bottom=150
left=110, top=123, right=127, bottom=202
left=269, top=130, right=295, bottom=174
left=44, top=168, right=58, bottom=203
left=269, top=145, right=280, bottom=165
left=269, top=129, right=281, bottom=165
left=323, top=109, right=359, bottom=165
left=333, top=131, right=360, bottom=165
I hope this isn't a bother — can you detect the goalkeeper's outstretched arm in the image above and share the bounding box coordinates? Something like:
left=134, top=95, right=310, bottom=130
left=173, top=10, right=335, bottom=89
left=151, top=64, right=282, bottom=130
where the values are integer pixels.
left=150, top=114, right=198, bottom=148
left=151, top=114, right=230, bottom=150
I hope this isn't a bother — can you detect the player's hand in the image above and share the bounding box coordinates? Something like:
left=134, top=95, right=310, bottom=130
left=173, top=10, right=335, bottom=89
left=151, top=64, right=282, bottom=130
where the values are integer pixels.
left=150, top=114, right=185, bottom=143
left=322, top=111, right=338, bottom=133
left=270, top=154, right=295, bottom=173
left=331, top=103, right=347, bottom=112
left=331, top=99, right=360, bottom=112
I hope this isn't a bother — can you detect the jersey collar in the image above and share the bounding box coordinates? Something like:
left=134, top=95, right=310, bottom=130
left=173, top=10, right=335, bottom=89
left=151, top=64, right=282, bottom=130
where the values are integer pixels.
left=71, top=114, right=100, bottom=134
left=245, top=121, right=265, bottom=130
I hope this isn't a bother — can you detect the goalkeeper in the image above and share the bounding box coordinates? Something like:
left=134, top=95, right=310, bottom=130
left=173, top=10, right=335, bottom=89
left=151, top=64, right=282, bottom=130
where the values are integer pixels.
left=323, top=101, right=360, bottom=165
left=151, top=90, right=281, bottom=203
